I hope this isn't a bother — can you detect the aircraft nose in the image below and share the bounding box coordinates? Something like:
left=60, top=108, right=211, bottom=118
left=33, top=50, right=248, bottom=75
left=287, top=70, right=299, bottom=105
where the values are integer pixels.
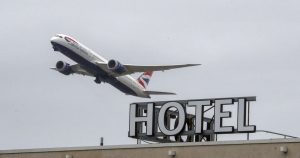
left=51, top=37, right=60, bottom=51
left=50, top=36, right=59, bottom=43
left=50, top=34, right=64, bottom=42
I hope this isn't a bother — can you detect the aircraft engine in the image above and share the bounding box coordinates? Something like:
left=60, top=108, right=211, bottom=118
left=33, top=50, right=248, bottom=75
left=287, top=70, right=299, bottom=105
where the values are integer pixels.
left=56, top=61, right=73, bottom=75
left=107, top=59, right=127, bottom=74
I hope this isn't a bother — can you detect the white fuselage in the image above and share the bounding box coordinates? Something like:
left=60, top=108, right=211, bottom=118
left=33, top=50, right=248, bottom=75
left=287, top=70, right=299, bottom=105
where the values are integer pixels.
left=50, top=34, right=150, bottom=98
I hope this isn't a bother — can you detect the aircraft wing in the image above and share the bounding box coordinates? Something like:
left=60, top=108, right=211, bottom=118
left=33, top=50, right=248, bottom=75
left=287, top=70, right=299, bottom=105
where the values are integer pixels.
left=145, top=91, right=176, bottom=95
left=123, top=64, right=200, bottom=72
left=51, top=64, right=93, bottom=76
left=95, top=62, right=200, bottom=77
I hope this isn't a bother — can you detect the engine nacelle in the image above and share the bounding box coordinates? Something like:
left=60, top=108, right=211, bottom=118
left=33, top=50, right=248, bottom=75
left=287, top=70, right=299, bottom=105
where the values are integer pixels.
left=56, top=61, right=73, bottom=75
left=107, top=59, right=127, bottom=74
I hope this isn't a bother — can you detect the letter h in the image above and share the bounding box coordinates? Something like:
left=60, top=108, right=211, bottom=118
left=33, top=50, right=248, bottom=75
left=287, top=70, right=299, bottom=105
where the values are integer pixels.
left=129, top=103, right=154, bottom=137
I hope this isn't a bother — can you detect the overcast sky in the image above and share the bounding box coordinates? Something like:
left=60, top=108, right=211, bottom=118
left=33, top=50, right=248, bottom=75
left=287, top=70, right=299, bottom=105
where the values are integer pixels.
left=0, top=0, right=300, bottom=150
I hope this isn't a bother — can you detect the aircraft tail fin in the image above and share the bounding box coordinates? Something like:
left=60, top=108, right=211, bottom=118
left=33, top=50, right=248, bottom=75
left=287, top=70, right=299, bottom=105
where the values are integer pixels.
left=145, top=91, right=176, bottom=95
left=137, top=71, right=153, bottom=89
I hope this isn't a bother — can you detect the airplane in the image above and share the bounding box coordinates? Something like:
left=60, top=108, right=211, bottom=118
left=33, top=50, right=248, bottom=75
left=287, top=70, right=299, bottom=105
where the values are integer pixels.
left=50, top=34, right=200, bottom=98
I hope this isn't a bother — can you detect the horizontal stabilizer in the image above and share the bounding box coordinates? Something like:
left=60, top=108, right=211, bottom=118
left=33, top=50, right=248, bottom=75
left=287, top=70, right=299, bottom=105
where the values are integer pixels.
left=145, top=91, right=176, bottom=95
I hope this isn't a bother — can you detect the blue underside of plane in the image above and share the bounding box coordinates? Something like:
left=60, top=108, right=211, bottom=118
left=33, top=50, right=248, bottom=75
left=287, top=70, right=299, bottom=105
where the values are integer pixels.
left=51, top=42, right=137, bottom=96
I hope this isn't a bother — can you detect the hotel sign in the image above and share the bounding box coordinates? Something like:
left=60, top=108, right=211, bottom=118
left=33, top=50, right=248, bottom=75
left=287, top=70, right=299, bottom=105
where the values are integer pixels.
left=129, top=96, right=256, bottom=140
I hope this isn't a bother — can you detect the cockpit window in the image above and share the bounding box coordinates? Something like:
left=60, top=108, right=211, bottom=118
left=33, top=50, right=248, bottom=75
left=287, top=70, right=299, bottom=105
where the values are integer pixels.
left=55, top=34, right=63, bottom=38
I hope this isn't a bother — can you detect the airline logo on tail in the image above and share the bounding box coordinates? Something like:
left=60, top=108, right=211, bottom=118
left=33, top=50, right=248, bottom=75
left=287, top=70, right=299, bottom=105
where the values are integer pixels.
left=137, top=71, right=153, bottom=88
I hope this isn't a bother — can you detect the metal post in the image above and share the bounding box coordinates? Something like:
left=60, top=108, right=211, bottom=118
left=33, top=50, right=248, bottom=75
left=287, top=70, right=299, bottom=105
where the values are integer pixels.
left=137, top=139, right=141, bottom=144
left=100, top=137, right=104, bottom=146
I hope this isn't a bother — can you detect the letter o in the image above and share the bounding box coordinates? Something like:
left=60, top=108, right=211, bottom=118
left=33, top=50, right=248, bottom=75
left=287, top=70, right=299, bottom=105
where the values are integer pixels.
left=158, top=102, right=186, bottom=136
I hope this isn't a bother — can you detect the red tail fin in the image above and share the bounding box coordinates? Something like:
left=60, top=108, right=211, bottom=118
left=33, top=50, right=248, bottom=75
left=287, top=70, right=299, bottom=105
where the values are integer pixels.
left=137, top=71, right=153, bottom=89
